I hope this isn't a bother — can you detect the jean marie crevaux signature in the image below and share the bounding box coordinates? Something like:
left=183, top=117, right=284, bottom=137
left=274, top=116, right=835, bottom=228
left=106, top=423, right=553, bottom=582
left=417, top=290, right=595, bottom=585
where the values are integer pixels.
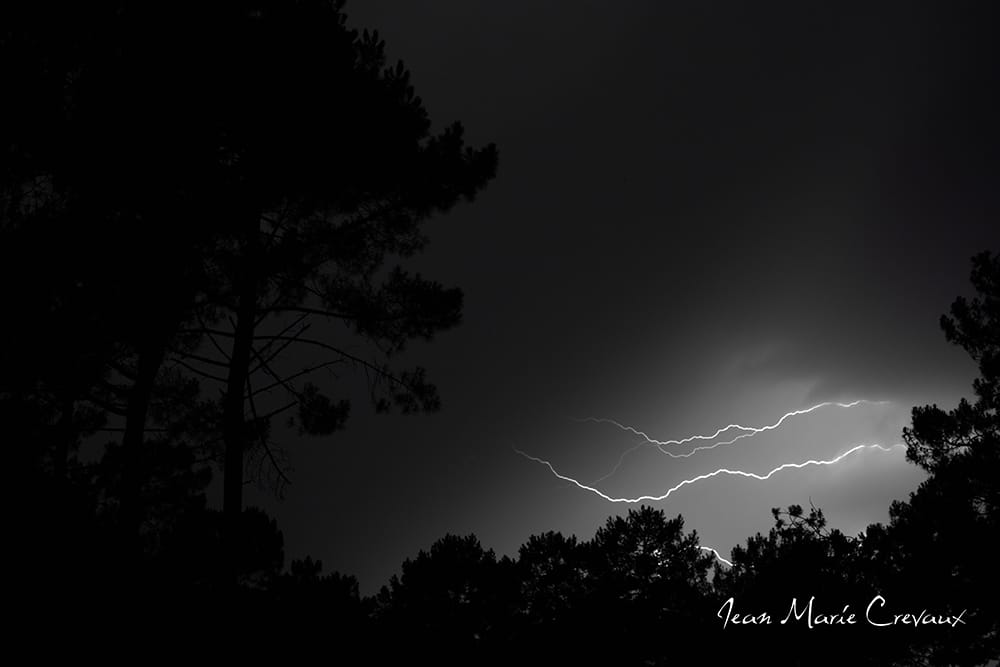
left=718, top=595, right=968, bottom=629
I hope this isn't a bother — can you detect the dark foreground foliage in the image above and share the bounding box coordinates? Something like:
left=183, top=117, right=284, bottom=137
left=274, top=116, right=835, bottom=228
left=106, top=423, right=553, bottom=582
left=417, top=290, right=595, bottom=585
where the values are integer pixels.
left=2, top=0, right=996, bottom=663
left=9, top=253, right=998, bottom=665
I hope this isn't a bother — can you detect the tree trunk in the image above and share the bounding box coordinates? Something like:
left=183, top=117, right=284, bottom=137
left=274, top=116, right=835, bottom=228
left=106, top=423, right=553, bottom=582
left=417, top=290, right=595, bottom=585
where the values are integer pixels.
left=120, top=339, right=167, bottom=552
left=222, top=218, right=261, bottom=584
left=53, top=396, right=74, bottom=482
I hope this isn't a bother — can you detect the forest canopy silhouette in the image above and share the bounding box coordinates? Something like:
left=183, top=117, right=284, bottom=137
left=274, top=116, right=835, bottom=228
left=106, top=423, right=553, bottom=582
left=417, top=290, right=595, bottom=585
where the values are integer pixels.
left=2, top=1, right=997, bottom=664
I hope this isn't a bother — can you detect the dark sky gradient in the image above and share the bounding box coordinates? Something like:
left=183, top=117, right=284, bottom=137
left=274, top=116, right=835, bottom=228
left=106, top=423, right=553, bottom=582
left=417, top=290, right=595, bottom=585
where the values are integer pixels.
left=240, top=1, right=999, bottom=593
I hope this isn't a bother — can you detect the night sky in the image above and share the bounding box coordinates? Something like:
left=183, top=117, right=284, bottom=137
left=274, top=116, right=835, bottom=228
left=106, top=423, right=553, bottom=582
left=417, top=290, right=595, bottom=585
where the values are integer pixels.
left=241, top=1, right=999, bottom=594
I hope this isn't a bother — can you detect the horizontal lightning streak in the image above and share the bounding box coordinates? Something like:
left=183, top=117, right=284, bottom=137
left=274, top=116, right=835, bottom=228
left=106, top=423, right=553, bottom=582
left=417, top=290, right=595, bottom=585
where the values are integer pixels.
left=515, top=442, right=905, bottom=504
left=588, top=399, right=889, bottom=482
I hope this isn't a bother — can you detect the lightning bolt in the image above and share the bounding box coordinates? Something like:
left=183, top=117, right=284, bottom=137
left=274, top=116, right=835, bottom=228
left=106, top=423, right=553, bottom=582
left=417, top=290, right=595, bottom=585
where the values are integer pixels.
left=586, top=399, right=889, bottom=482
left=515, top=442, right=906, bottom=504
left=699, top=546, right=733, bottom=567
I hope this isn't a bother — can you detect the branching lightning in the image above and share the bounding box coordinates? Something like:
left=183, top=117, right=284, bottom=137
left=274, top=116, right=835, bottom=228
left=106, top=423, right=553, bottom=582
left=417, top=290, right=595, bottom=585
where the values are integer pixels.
left=587, top=399, right=888, bottom=482
left=525, top=399, right=902, bottom=574
left=515, top=442, right=905, bottom=504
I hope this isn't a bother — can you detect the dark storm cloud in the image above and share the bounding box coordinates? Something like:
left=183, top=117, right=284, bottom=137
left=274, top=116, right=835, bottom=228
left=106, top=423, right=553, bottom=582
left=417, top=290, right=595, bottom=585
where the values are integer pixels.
left=255, top=1, right=1000, bottom=592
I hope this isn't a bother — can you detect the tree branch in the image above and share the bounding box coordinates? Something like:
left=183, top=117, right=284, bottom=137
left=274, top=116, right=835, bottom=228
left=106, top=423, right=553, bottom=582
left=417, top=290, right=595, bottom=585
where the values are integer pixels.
left=168, top=347, right=231, bottom=368
left=82, top=394, right=129, bottom=417
left=177, top=327, right=235, bottom=339
left=169, top=359, right=228, bottom=383
left=246, top=375, right=292, bottom=486
left=197, top=312, right=233, bottom=362
left=249, top=313, right=310, bottom=364
left=247, top=360, right=343, bottom=399
left=252, top=335, right=413, bottom=392
left=95, top=427, right=168, bottom=433
left=248, top=340, right=305, bottom=402
left=255, top=400, right=299, bottom=422
left=248, top=322, right=312, bottom=377
left=259, top=305, right=354, bottom=319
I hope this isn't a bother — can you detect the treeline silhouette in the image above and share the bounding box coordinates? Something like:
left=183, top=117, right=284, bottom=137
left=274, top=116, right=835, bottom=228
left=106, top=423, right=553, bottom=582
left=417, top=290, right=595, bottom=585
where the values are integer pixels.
left=2, top=1, right=997, bottom=663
